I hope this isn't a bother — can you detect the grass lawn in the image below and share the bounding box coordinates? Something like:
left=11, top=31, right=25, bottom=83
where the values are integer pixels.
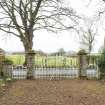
left=6, top=54, right=78, bottom=67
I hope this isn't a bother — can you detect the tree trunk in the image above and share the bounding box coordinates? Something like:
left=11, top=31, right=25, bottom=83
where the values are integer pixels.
left=22, top=29, right=34, bottom=79
left=23, top=44, right=35, bottom=79
left=24, top=47, right=32, bottom=66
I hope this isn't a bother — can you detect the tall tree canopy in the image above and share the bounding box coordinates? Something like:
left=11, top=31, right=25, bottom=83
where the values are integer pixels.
left=0, top=0, right=80, bottom=78
left=0, top=0, right=79, bottom=60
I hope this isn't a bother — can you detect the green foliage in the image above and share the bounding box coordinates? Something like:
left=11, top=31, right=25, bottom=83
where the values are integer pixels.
left=6, top=54, right=78, bottom=67
left=27, top=50, right=35, bottom=55
left=3, top=58, right=13, bottom=65
left=0, top=79, right=5, bottom=87
left=77, top=49, right=87, bottom=55
left=97, top=49, right=105, bottom=79
left=6, top=55, right=25, bottom=65
left=88, top=55, right=97, bottom=64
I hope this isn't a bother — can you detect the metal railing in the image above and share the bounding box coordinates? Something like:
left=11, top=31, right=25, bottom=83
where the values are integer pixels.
left=0, top=53, right=99, bottom=79
left=3, top=65, right=98, bottom=80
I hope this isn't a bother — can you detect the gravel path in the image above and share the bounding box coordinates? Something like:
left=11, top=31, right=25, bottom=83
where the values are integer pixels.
left=0, top=80, right=105, bottom=105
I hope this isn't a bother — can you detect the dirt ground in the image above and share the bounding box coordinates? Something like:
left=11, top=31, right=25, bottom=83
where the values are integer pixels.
left=0, top=80, right=105, bottom=105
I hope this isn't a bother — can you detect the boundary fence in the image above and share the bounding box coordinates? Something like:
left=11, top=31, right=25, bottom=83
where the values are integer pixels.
left=0, top=52, right=100, bottom=80
left=4, top=66, right=99, bottom=80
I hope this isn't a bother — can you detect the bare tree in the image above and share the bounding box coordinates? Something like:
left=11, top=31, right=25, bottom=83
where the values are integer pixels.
left=80, top=28, right=96, bottom=53
left=79, top=18, right=98, bottom=66
left=58, top=48, right=65, bottom=55
left=0, top=0, right=80, bottom=78
left=80, top=19, right=97, bottom=53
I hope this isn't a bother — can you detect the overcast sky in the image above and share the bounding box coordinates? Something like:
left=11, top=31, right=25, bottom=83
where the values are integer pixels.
left=0, top=0, right=105, bottom=53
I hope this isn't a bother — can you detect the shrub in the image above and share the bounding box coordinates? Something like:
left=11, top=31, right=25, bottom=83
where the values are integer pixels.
left=77, top=49, right=87, bottom=55
left=97, top=49, right=105, bottom=79
left=3, top=58, right=13, bottom=65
